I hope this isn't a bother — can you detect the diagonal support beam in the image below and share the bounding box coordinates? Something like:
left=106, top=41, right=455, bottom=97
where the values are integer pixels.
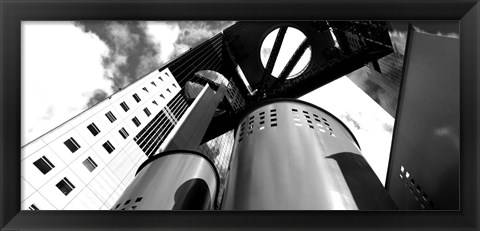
left=258, top=27, right=287, bottom=95
left=271, top=38, right=310, bottom=90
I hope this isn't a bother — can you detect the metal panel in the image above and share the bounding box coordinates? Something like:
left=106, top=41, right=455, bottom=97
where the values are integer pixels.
left=386, top=29, right=459, bottom=210
left=112, top=151, right=219, bottom=210
left=222, top=99, right=396, bottom=210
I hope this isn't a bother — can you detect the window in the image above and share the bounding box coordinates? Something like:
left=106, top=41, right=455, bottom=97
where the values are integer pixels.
left=64, top=137, right=80, bottom=153
left=82, top=157, right=98, bottom=172
left=28, top=204, right=39, bottom=210
left=119, top=127, right=129, bottom=139
left=33, top=156, right=55, bottom=174
left=105, top=111, right=117, bottom=123
left=56, top=177, right=75, bottom=195
left=132, top=117, right=141, bottom=127
left=142, top=87, right=149, bottom=92
left=102, top=141, right=115, bottom=154
left=120, top=102, right=129, bottom=112
left=87, top=123, right=100, bottom=136
left=143, top=108, right=151, bottom=117
left=133, top=94, right=141, bottom=103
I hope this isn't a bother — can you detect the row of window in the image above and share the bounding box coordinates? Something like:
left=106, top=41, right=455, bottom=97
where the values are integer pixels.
left=33, top=155, right=99, bottom=175
left=56, top=97, right=158, bottom=168
left=87, top=104, right=152, bottom=139
left=64, top=136, right=120, bottom=155
left=120, top=82, right=177, bottom=113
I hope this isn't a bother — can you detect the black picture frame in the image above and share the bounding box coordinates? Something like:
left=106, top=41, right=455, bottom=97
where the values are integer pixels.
left=1, top=0, right=479, bottom=230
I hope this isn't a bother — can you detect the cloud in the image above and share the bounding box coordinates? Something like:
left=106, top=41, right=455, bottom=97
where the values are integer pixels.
left=261, top=47, right=272, bottom=62
left=75, top=21, right=160, bottom=92
left=140, top=21, right=235, bottom=71
left=85, top=89, right=109, bottom=109
left=341, top=112, right=362, bottom=130
left=168, top=21, right=235, bottom=59
left=140, top=21, right=181, bottom=66
left=22, top=21, right=111, bottom=145
left=176, top=21, right=234, bottom=46
left=383, top=123, right=393, bottom=133
left=75, top=21, right=234, bottom=94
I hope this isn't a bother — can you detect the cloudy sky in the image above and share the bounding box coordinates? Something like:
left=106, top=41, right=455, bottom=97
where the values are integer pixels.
left=22, top=21, right=233, bottom=146
left=21, top=21, right=458, bottom=184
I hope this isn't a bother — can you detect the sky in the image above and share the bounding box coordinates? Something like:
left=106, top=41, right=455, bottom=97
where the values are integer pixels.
left=21, top=21, right=234, bottom=146
left=21, top=20, right=459, bottom=185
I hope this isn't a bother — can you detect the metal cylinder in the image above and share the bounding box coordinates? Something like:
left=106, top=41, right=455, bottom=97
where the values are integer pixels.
left=221, top=99, right=396, bottom=210
left=112, top=150, right=219, bottom=210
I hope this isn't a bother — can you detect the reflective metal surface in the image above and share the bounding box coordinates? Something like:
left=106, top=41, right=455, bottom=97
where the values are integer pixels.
left=112, top=150, right=218, bottom=210
left=386, top=30, right=459, bottom=210
left=222, top=99, right=396, bottom=210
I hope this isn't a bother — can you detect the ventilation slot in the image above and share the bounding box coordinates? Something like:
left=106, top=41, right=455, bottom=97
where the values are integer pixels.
left=399, top=166, right=434, bottom=210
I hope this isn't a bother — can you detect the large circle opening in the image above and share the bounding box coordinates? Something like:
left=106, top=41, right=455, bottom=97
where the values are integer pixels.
left=260, top=27, right=311, bottom=79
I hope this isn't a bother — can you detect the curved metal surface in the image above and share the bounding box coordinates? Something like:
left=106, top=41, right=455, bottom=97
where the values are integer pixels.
left=113, top=151, right=219, bottom=210
left=238, top=98, right=361, bottom=150
left=222, top=100, right=395, bottom=210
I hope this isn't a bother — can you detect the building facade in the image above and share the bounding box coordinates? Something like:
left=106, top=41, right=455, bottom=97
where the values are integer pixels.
left=21, top=68, right=188, bottom=209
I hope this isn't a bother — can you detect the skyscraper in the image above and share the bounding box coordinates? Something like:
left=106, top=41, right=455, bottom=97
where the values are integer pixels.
left=22, top=21, right=457, bottom=210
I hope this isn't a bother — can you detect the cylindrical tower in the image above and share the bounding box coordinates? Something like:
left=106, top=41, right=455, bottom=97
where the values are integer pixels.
left=221, top=99, right=396, bottom=210
left=111, top=150, right=219, bottom=210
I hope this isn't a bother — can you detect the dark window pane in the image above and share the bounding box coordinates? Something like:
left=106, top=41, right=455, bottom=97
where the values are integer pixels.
left=64, top=138, right=80, bottom=153
left=105, top=111, right=117, bottom=123
left=87, top=123, right=100, bottom=136
left=120, top=102, right=129, bottom=112
left=132, top=117, right=141, bottom=127
left=56, top=177, right=75, bottom=196
left=33, top=156, right=54, bottom=174
left=144, top=108, right=151, bottom=117
left=119, top=128, right=129, bottom=139
left=102, top=141, right=115, bottom=154
left=133, top=94, right=141, bottom=103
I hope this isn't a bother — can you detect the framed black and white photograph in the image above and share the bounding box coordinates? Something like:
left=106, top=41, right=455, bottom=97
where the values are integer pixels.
left=1, top=0, right=479, bottom=230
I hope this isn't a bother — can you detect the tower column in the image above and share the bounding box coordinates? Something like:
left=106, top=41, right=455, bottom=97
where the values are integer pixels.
left=111, top=150, right=219, bottom=210
left=221, top=99, right=396, bottom=210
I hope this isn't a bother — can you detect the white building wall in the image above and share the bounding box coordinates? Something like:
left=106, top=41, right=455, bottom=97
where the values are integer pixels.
left=21, top=68, right=180, bottom=210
